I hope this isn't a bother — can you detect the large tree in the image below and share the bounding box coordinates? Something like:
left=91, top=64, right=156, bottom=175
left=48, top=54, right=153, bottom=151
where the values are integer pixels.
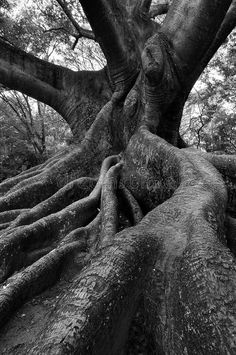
left=0, top=0, right=235, bottom=353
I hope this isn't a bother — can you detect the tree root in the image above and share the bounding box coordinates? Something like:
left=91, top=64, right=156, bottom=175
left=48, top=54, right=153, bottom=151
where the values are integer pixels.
left=10, top=177, right=96, bottom=228
left=185, top=149, right=236, bottom=216
left=0, top=170, right=43, bottom=196
left=62, top=212, right=101, bottom=248
left=100, top=162, right=123, bottom=248
left=118, top=183, right=143, bottom=224
left=0, top=209, right=29, bottom=224
left=0, top=155, right=120, bottom=282
left=28, top=224, right=158, bottom=354
left=0, top=178, right=57, bottom=212
left=0, top=149, right=70, bottom=196
left=0, top=223, right=9, bottom=232
left=0, top=127, right=236, bottom=353
left=0, top=193, right=97, bottom=282
left=0, top=241, right=86, bottom=328
left=0, top=141, right=117, bottom=213
left=123, top=127, right=236, bottom=354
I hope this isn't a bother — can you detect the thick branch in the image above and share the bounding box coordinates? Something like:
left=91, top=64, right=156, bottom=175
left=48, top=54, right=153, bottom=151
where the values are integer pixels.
left=0, top=39, right=67, bottom=106
left=162, top=0, right=232, bottom=82
left=0, top=39, right=112, bottom=134
left=79, top=0, right=140, bottom=91
left=189, top=0, right=236, bottom=89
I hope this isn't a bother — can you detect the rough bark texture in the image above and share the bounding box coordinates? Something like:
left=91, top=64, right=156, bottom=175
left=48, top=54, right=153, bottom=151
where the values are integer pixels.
left=0, top=0, right=235, bottom=354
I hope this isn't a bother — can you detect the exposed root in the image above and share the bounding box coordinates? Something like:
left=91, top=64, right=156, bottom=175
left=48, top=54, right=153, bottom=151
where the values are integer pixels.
left=0, top=153, right=120, bottom=331
left=10, top=177, right=96, bottom=228
left=118, top=183, right=143, bottom=224
left=0, top=94, right=119, bottom=216
left=0, top=194, right=98, bottom=282
left=185, top=149, right=236, bottom=216
left=0, top=223, right=9, bottom=231
left=0, top=143, right=116, bottom=214
left=0, top=155, right=120, bottom=282
left=16, top=146, right=72, bottom=178
left=100, top=162, right=123, bottom=248
left=0, top=126, right=235, bottom=353
left=0, top=170, right=43, bottom=196
left=0, top=241, right=85, bottom=328
left=17, top=164, right=43, bottom=177
left=0, top=209, right=29, bottom=224
left=28, top=225, right=157, bottom=354
left=123, top=128, right=236, bottom=353
left=0, top=150, right=69, bottom=195
left=62, top=212, right=101, bottom=248
left=0, top=177, right=57, bottom=212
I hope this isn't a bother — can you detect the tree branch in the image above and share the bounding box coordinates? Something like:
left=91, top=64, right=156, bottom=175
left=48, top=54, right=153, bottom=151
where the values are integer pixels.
left=55, top=0, right=95, bottom=41
left=79, top=0, right=140, bottom=92
left=189, top=0, right=236, bottom=89
left=0, top=39, right=111, bottom=134
left=161, top=0, right=232, bottom=83
left=0, top=39, right=67, bottom=107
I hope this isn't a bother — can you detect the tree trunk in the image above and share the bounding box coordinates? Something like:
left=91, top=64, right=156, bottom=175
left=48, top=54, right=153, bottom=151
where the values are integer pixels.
left=0, top=0, right=235, bottom=354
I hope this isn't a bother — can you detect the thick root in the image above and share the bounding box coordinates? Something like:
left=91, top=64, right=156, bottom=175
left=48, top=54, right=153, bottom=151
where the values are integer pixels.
left=0, top=193, right=98, bottom=282
left=185, top=149, right=236, bottom=216
left=0, top=241, right=85, bottom=328
left=118, top=183, right=143, bottom=224
left=0, top=177, right=57, bottom=212
left=0, top=223, right=10, bottom=232
left=27, top=224, right=158, bottom=354
left=0, top=97, right=118, bottom=214
left=0, top=126, right=235, bottom=354
left=61, top=212, right=101, bottom=247
left=100, top=162, right=123, bottom=248
left=10, top=177, right=96, bottom=228
left=0, top=155, right=120, bottom=282
left=0, top=170, right=43, bottom=196
left=0, top=209, right=29, bottom=224
left=123, top=127, right=236, bottom=354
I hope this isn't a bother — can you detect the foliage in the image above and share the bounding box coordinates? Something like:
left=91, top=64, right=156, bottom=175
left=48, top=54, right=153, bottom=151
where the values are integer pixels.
left=0, top=91, right=72, bottom=182
left=0, top=0, right=105, bottom=70
left=181, top=31, right=236, bottom=153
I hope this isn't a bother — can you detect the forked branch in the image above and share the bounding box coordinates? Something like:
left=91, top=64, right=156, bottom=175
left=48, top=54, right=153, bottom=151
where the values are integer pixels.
left=79, top=0, right=140, bottom=91
left=55, top=0, right=95, bottom=41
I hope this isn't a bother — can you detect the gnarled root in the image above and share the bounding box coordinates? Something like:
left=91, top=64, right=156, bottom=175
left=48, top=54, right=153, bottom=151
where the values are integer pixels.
left=9, top=177, right=96, bottom=228
left=0, top=241, right=86, bottom=328
left=123, top=127, right=236, bottom=354
left=118, top=183, right=143, bottom=224
left=0, top=155, right=120, bottom=283
left=0, top=127, right=236, bottom=354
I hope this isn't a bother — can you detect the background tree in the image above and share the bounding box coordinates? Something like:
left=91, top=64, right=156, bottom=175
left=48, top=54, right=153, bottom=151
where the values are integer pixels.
left=0, top=90, right=72, bottom=182
left=181, top=30, right=236, bottom=153
left=0, top=1, right=235, bottom=354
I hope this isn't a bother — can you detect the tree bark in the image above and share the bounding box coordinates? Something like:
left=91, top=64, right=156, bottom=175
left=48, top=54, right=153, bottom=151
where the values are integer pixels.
left=0, top=0, right=235, bottom=354
left=0, top=39, right=112, bottom=138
